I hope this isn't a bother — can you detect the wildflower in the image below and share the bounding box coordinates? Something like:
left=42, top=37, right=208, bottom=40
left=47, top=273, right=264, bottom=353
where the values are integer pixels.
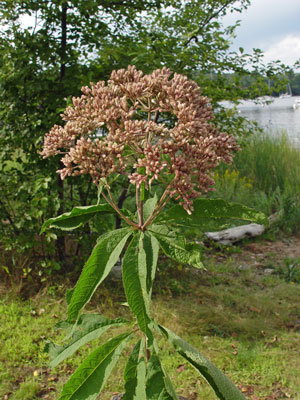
left=42, top=66, right=239, bottom=214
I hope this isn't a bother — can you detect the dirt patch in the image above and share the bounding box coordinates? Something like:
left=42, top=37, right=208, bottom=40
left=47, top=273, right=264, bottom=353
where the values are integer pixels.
left=210, top=235, right=300, bottom=270
left=237, top=235, right=300, bottom=263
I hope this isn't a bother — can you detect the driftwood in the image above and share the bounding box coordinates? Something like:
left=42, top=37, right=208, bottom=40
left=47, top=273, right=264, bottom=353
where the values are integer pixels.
left=204, top=211, right=282, bottom=245
left=205, top=223, right=265, bottom=245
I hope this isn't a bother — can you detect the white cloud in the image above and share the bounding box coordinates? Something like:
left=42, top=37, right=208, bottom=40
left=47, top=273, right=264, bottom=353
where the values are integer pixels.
left=222, top=0, right=300, bottom=67
left=263, top=34, right=300, bottom=67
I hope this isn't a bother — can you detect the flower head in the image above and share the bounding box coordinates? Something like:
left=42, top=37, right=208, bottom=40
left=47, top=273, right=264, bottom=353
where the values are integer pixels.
left=42, top=66, right=239, bottom=213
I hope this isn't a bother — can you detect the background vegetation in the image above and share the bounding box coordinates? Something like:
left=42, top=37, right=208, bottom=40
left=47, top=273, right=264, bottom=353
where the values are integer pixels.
left=0, top=0, right=292, bottom=278
left=211, top=132, right=300, bottom=234
left=1, top=1, right=300, bottom=398
left=1, top=255, right=300, bottom=399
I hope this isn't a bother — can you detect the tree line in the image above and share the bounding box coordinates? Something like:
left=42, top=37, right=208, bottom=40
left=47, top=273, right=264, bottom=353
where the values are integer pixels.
left=221, top=69, right=300, bottom=97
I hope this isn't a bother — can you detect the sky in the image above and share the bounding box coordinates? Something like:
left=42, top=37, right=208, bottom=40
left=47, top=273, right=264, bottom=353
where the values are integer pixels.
left=222, top=0, right=300, bottom=68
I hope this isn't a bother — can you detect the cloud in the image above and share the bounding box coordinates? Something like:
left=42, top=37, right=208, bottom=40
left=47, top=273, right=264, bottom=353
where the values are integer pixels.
left=222, top=0, right=300, bottom=67
left=263, top=34, right=300, bottom=66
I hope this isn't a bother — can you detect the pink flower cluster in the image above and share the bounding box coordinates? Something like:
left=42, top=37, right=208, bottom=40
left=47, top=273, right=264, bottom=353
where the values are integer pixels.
left=42, top=66, right=238, bottom=212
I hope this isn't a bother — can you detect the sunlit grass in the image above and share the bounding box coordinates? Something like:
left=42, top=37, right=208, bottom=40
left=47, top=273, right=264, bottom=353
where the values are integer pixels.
left=1, top=256, right=300, bottom=399
left=212, top=131, right=300, bottom=233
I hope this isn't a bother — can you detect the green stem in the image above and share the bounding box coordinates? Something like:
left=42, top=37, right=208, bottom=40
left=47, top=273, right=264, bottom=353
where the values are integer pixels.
left=136, top=185, right=144, bottom=228
left=142, top=184, right=172, bottom=229
left=101, top=190, right=139, bottom=229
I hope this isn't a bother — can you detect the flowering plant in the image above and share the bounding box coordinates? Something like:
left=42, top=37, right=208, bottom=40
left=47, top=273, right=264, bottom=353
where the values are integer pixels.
left=42, top=67, right=266, bottom=399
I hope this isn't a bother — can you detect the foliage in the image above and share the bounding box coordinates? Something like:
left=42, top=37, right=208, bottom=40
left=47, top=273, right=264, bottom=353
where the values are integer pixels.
left=275, top=257, right=300, bottom=284
left=37, top=68, right=275, bottom=399
left=232, top=133, right=300, bottom=195
left=287, top=70, right=300, bottom=96
left=0, top=0, right=290, bottom=277
left=211, top=132, right=300, bottom=233
left=42, top=198, right=267, bottom=400
left=1, top=254, right=300, bottom=399
left=0, top=0, right=165, bottom=271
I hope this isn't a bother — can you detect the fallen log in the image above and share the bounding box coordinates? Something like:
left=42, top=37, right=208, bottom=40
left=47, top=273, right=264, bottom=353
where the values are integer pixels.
left=204, top=211, right=282, bottom=245
left=205, top=223, right=265, bottom=245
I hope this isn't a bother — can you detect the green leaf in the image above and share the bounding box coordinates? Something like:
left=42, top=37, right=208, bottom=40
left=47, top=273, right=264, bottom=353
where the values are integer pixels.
left=146, top=350, right=178, bottom=400
left=158, top=198, right=269, bottom=228
left=66, top=288, right=74, bottom=305
left=96, top=178, right=106, bottom=205
left=160, top=326, right=246, bottom=400
left=67, top=228, right=132, bottom=323
left=143, top=194, right=158, bottom=222
left=41, top=203, right=116, bottom=232
left=151, top=231, right=204, bottom=269
left=45, top=314, right=128, bottom=368
left=58, top=332, right=131, bottom=400
left=123, top=339, right=147, bottom=400
left=144, top=231, right=159, bottom=296
left=122, top=232, right=153, bottom=340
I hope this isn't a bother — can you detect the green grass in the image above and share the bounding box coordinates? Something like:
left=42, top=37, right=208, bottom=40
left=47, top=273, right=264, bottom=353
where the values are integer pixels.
left=212, top=131, right=300, bottom=233
left=235, top=132, right=300, bottom=195
left=1, top=255, right=300, bottom=400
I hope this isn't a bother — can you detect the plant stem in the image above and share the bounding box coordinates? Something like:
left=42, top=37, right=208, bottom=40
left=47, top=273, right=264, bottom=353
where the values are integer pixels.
left=101, top=190, right=139, bottom=229
left=136, top=185, right=144, bottom=228
left=115, top=184, right=129, bottom=229
left=142, top=184, right=172, bottom=229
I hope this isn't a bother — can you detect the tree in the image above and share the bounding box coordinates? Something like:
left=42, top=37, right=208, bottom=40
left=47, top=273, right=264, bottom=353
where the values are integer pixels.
left=0, top=0, right=164, bottom=272
left=0, top=0, right=288, bottom=276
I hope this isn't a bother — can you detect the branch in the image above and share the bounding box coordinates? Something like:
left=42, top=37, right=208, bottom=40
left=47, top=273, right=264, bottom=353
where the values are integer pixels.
left=101, top=0, right=161, bottom=12
left=102, top=190, right=139, bottom=229
left=31, top=9, right=38, bottom=36
left=60, top=2, right=67, bottom=82
left=115, top=184, right=130, bottom=229
left=0, top=199, right=19, bottom=234
left=184, top=0, right=233, bottom=46
left=142, top=184, right=172, bottom=229
left=136, top=185, right=143, bottom=227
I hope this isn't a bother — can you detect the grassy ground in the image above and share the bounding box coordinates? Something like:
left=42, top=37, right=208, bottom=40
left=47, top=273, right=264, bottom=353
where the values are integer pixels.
left=212, top=132, right=300, bottom=234
left=1, top=130, right=300, bottom=400
left=1, top=245, right=300, bottom=400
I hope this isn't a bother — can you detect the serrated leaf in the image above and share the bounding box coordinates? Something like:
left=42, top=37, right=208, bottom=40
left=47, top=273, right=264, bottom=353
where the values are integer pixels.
left=58, top=332, right=131, bottom=400
left=146, top=351, right=178, bottom=400
left=122, top=232, right=153, bottom=340
left=67, top=228, right=132, bottom=323
left=45, top=314, right=128, bottom=368
left=160, top=326, right=246, bottom=400
left=149, top=224, right=170, bottom=236
left=41, top=203, right=116, bottom=232
left=158, top=198, right=268, bottom=228
left=123, top=339, right=147, bottom=400
left=151, top=231, right=204, bottom=269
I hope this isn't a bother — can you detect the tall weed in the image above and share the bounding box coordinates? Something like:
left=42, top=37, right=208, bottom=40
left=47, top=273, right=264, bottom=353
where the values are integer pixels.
left=233, top=132, right=300, bottom=194
left=212, top=132, right=300, bottom=233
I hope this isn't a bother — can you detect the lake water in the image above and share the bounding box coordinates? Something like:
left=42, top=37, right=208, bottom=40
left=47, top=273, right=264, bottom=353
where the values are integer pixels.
left=233, top=96, right=300, bottom=148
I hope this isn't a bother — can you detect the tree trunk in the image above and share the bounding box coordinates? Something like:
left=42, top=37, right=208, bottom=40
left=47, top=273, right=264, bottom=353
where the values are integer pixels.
left=56, top=1, right=68, bottom=262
